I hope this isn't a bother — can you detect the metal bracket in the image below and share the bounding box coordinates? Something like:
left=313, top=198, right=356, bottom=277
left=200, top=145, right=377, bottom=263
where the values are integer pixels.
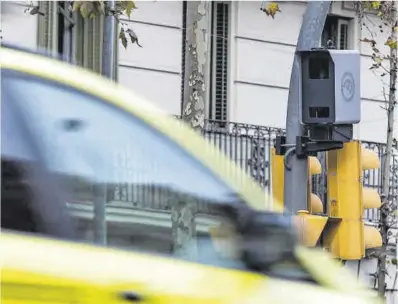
left=295, top=136, right=344, bottom=158
left=275, top=135, right=287, bottom=155
left=274, top=135, right=344, bottom=158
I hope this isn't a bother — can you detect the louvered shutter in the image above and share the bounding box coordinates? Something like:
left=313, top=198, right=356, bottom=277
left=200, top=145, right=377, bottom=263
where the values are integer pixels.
left=73, top=13, right=104, bottom=73
left=180, top=1, right=187, bottom=114
left=337, top=19, right=349, bottom=50
left=37, top=1, right=58, bottom=55
left=211, top=1, right=229, bottom=122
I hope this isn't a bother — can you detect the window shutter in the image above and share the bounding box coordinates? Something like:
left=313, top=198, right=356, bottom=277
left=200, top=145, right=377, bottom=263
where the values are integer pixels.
left=37, top=1, right=58, bottom=55
left=73, top=14, right=104, bottom=73
left=37, top=2, right=117, bottom=77
left=180, top=1, right=187, bottom=114
left=211, top=2, right=229, bottom=122
left=338, top=21, right=348, bottom=50
left=72, top=12, right=85, bottom=66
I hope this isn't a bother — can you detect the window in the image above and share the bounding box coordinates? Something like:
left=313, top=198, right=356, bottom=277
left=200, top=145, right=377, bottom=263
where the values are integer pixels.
left=321, top=15, right=350, bottom=50
left=38, top=2, right=113, bottom=75
left=57, top=1, right=74, bottom=59
left=1, top=159, right=39, bottom=233
left=37, top=2, right=75, bottom=61
left=180, top=1, right=187, bottom=115
left=210, top=1, right=230, bottom=122
left=6, top=73, right=246, bottom=269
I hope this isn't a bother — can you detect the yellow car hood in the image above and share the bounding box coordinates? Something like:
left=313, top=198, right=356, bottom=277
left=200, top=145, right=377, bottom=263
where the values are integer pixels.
left=0, top=231, right=377, bottom=304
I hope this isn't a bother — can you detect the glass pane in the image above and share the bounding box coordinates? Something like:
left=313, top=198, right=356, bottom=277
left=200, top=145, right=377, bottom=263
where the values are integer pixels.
left=1, top=158, right=39, bottom=233
left=8, top=76, right=245, bottom=269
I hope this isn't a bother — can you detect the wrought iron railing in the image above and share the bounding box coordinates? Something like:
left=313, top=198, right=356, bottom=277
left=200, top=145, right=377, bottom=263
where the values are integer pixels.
left=174, top=118, right=398, bottom=223
left=109, top=117, right=397, bottom=224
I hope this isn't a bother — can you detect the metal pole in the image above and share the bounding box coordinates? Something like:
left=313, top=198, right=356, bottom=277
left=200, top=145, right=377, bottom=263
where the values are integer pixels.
left=283, top=1, right=331, bottom=213
left=93, top=1, right=115, bottom=245
left=102, top=0, right=116, bottom=79
left=93, top=182, right=107, bottom=245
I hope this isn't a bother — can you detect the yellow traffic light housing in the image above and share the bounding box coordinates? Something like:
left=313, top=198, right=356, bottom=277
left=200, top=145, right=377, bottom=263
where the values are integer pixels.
left=323, top=141, right=382, bottom=260
left=271, top=148, right=327, bottom=247
left=271, top=147, right=284, bottom=207
left=271, top=147, right=323, bottom=211
left=308, top=157, right=323, bottom=214
left=361, top=148, right=382, bottom=250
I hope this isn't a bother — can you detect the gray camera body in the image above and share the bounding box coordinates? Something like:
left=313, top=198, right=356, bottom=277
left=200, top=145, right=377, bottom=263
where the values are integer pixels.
left=298, top=49, right=361, bottom=126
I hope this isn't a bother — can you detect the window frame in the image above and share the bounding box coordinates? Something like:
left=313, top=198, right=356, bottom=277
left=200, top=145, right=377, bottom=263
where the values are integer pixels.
left=321, top=15, right=352, bottom=50
left=209, top=1, right=231, bottom=123
left=336, top=18, right=349, bottom=50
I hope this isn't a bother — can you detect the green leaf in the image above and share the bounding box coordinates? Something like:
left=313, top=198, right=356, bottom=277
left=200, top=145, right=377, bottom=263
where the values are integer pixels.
left=80, top=3, right=88, bottom=18
left=260, top=2, right=281, bottom=19
left=72, top=1, right=82, bottom=12
left=80, top=2, right=94, bottom=18
left=93, top=1, right=105, bottom=15
left=385, top=39, right=397, bottom=50
left=125, top=1, right=137, bottom=18
left=371, top=1, right=381, bottom=10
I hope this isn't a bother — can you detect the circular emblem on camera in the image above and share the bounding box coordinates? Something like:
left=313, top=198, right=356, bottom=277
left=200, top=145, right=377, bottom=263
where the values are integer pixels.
left=341, top=72, right=355, bottom=102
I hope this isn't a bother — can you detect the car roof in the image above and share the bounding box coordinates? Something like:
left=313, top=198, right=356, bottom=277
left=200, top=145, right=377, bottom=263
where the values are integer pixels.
left=0, top=45, right=281, bottom=213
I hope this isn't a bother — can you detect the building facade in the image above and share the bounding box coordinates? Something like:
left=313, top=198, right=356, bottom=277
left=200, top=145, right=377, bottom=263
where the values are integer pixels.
left=2, top=1, right=396, bottom=143
left=2, top=1, right=396, bottom=301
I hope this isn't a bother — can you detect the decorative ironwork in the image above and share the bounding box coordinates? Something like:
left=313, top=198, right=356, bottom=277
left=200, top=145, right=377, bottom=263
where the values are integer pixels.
left=247, top=138, right=268, bottom=188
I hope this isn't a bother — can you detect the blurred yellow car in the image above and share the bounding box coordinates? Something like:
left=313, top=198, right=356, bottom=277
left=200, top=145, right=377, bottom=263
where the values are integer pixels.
left=1, top=44, right=379, bottom=304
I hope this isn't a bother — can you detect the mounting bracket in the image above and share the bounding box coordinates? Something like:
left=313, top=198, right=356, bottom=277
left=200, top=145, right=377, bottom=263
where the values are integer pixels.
left=275, top=135, right=344, bottom=158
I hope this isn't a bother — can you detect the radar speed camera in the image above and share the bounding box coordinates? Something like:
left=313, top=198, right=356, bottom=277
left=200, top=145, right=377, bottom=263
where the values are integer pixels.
left=298, top=49, right=361, bottom=126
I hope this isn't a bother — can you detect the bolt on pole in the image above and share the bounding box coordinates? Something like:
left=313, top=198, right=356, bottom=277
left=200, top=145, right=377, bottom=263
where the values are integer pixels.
left=283, top=1, right=331, bottom=214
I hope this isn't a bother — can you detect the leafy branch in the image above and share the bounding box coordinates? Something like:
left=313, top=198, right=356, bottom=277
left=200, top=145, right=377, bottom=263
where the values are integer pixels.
left=356, top=1, right=397, bottom=76
left=28, top=1, right=141, bottom=49
left=73, top=1, right=142, bottom=48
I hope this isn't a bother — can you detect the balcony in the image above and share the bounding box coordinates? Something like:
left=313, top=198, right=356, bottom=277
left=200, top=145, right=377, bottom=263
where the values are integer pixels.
left=68, top=118, right=398, bottom=226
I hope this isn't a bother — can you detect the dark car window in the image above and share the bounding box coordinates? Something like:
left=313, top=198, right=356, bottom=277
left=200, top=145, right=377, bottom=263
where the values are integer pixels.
left=4, top=72, right=248, bottom=269
left=1, top=80, right=75, bottom=239
left=1, top=84, right=41, bottom=233
left=1, top=96, right=38, bottom=233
